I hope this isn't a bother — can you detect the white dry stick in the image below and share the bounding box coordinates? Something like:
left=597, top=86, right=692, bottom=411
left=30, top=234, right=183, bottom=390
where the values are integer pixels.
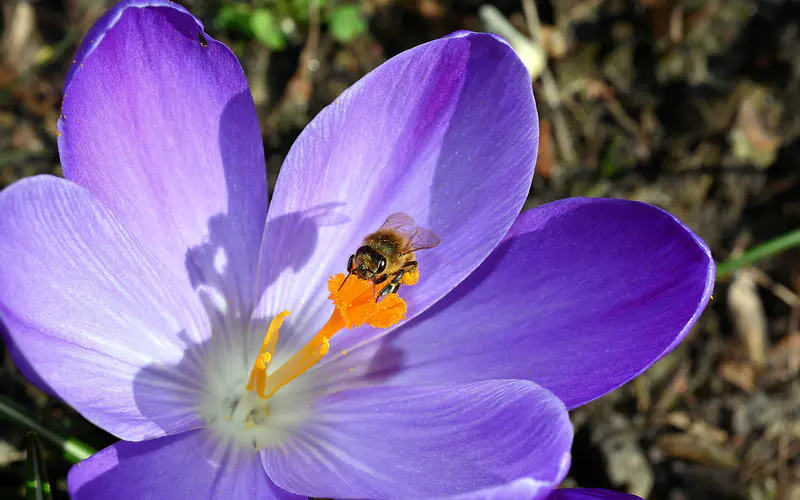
left=520, top=0, right=577, bottom=166
left=478, top=5, right=546, bottom=80
left=2, top=0, right=38, bottom=74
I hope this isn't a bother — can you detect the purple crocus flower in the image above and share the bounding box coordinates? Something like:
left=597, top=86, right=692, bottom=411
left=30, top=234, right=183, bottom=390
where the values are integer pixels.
left=0, top=1, right=714, bottom=499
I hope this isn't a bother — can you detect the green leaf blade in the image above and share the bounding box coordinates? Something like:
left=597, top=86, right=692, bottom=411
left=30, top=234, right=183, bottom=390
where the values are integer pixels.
left=26, top=432, right=53, bottom=500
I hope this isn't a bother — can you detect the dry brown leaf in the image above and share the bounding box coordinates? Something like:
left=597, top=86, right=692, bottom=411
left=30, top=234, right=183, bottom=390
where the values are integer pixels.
left=536, top=120, right=554, bottom=179
left=658, top=433, right=739, bottom=469
left=719, top=360, right=757, bottom=392
left=728, top=269, right=768, bottom=367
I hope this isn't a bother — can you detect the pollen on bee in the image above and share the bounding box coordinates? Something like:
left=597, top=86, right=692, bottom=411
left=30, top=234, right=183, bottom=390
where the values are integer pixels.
left=399, top=266, right=419, bottom=286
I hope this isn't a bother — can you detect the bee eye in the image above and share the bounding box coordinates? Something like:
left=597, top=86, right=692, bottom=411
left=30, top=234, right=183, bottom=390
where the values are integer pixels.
left=376, top=257, right=386, bottom=274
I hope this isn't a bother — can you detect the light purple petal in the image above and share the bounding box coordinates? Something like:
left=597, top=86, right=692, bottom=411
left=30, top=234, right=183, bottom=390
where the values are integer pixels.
left=548, top=489, right=643, bottom=500
left=255, top=32, right=537, bottom=357
left=314, top=198, right=714, bottom=409
left=0, top=176, right=211, bottom=440
left=68, top=429, right=303, bottom=500
left=260, top=380, right=571, bottom=499
left=59, top=1, right=267, bottom=315
left=0, top=321, right=55, bottom=397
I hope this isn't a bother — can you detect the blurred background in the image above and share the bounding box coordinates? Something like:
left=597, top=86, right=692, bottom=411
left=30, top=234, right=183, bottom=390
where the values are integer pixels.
left=0, top=0, right=798, bottom=498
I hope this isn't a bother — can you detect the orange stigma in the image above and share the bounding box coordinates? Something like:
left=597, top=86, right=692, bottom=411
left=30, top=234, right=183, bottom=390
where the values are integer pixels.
left=246, top=274, right=406, bottom=400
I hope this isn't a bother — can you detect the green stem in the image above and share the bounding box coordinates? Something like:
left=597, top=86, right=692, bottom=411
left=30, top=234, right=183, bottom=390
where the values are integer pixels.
left=0, top=395, right=95, bottom=464
left=717, top=228, right=800, bottom=277
left=27, top=432, right=53, bottom=500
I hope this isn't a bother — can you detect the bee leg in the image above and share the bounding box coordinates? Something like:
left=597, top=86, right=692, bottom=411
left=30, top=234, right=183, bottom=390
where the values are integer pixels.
left=377, top=282, right=402, bottom=301
left=377, top=271, right=405, bottom=301
left=338, top=254, right=356, bottom=291
left=372, top=274, right=389, bottom=299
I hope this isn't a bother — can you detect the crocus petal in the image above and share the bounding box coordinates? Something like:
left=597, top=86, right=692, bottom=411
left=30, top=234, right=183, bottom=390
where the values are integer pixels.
left=261, top=380, right=571, bottom=499
left=59, top=0, right=267, bottom=314
left=0, top=322, right=55, bottom=397
left=256, top=32, right=537, bottom=355
left=548, top=489, right=643, bottom=500
left=315, top=198, right=714, bottom=409
left=68, top=430, right=303, bottom=500
left=0, top=176, right=211, bottom=440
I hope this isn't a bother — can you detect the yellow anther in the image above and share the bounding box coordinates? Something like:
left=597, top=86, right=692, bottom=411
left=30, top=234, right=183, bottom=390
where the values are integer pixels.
left=246, top=310, right=289, bottom=397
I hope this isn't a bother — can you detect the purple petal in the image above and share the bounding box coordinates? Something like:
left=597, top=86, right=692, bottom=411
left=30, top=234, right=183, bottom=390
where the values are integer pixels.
left=261, top=380, right=571, bottom=498
left=314, top=198, right=714, bottom=409
left=59, top=1, right=267, bottom=313
left=0, top=176, right=211, bottom=440
left=0, top=321, right=55, bottom=397
left=68, top=429, right=302, bottom=500
left=255, top=32, right=537, bottom=356
left=548, top=489, right=643, bottom=500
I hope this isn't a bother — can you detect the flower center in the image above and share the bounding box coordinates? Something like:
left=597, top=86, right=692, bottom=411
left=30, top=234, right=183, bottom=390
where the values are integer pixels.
left=202, top=273, right=408, bottom=450
left=247, top=273, right=406, bottom=400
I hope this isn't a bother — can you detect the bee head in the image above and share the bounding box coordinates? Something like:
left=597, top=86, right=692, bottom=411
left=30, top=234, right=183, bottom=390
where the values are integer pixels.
left=353, top=245, right=386, bottom=280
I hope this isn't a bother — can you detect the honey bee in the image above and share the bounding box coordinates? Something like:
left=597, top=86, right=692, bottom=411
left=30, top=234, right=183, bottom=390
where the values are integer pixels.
left=344, top=212, right=441, bottom=300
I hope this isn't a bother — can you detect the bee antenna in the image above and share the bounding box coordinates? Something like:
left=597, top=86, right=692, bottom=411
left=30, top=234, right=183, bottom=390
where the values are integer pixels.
left=338, top=272, right=352, bottom=291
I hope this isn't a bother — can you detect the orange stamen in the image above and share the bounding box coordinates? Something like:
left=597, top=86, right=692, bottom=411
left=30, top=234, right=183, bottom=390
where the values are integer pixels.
left=246, top=274, right=406, bottom=400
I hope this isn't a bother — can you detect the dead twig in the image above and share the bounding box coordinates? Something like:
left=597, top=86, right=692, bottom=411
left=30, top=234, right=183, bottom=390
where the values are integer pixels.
left=284, top=0, right=321, bottom=108
left=747, top=268, right=800, bottom=308
left=521, top=0, right=577, bottom=166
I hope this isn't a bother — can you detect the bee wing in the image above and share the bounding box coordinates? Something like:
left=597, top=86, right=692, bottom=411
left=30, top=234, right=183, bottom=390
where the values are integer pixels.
left=380, top=212, right=416, bottom=232
left=379, top=213, right=441, bottom=254
left=404, top=226, right=441, bottom=254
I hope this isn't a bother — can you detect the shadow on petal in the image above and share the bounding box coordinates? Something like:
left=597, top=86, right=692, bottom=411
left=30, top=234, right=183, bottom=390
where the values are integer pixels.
left=125, top=87, right=347, bottom=433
